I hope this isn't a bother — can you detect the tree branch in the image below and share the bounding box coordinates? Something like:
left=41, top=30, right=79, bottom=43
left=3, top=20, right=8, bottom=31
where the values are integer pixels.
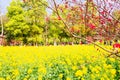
left=41, top=0, right=120, bottom=57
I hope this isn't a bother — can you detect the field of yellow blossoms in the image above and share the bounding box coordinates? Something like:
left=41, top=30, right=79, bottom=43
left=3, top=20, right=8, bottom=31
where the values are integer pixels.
left=0, top=45, right=120, bottom=80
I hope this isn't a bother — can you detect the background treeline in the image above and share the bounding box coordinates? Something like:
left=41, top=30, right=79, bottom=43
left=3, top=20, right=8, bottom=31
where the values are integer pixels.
left=0, top=0, right=120, bottom=46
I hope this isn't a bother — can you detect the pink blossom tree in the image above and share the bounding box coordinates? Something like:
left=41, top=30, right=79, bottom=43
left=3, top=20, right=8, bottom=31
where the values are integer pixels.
left=39, top=0, right=120, bottom=56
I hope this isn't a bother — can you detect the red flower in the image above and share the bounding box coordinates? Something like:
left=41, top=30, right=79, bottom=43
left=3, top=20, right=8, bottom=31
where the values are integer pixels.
left=107, top=18, right=112, bottom=22
left=80, top=15, right=84, bottom=20
left=100, top=20, right=105, bottom=24
left=88, top=23, right=96, bottom=29
left=77, top=30, right=80, bottom=33
left=100, top=11, right=106, bottom=15
left=67, top=14, right=71, bottom=19
left=45, top=17, right=49, bottom=22
left=70, top=27, right=74, bottom=32
left=72, top=0, right=76, bottom=2
left=65, top=4, right=68, bottom=8
left=65, top=1, right=68, bottom=4
left=113, top=43, right=120, bottom=48
left=99, top=16, right=102, bottom=19
left=99, top=40, right=102, bottom=43
left=79, top=8, right=83, bottom=11
left=23, top=0, right=26, bottom=2
left=58, top=16, right=61, bottom=20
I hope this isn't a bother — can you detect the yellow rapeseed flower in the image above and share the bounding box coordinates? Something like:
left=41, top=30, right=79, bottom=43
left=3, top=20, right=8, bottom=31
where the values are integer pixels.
left=0, top=62, right=2, bottom=66
left=38, top=75, right=42, bottom=80
left=100, top=77, right=105, bottom=80
left=110, top=69, right=116, bottom=75
left=79, top=60, right=84, bottom=64
left=27, top=68, right=32, bottom=74
left=72, top=66, right=77, bottom=70
left=103, top=73, right=109, bottom=80
left=92, top=68, right=99, bottom=73
left=109, top=58, right=115, bottom=62
left=59, top=73, right=63, bottom=79
left=0, top=45, right=117, bottom=80
left=75, top=70, right=83, bottom=77
left=13, top=69, right=19, bottom=76
left=0, top=77, right=5, bottom=80
left=103, top=64, right=109, bottom=69
left=6, top=76, right=10, bottom=80
left=95, top=66, right=101, bottom=71
left=91, top=74, right=95, bottom=79
left=25, top=75, right=29, bottom=78
left=48, top=63, right=53, bottom=67
left=82, top=66, right=87, bottom=74
left=23, top=78, right=27, bottom=80
left=66, top=77, right=71, bottom=80
left=66, top=58, right=72, bottom=65
left=81, top=78, right=85, bottom=80
left=107, top=65, right=113, bottom=69
left=60, top=61, right=66, bottom=65
left=11, top=62, right=17, bottom=67
left=38, top=67, right=46, bottom=74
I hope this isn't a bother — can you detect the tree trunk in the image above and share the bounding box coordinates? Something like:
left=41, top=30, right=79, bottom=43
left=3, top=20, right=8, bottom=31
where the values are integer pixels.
left=54, top=38, right=57, bottom=46
left=0, top=14, right=3, bottom=36
left=45, top=26, right=48, bottom=46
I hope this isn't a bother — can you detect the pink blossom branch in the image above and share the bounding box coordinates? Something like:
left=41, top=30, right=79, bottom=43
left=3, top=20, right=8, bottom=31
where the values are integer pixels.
left=40, top=0, right=120, bottom=57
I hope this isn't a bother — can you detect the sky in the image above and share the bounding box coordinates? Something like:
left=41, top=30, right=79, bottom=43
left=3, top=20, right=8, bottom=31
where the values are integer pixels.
left=0, top=0, right=119, bottom=15
left=0, top=0, right=11, bottom=14
left=0, top=0, right=59, bottom=15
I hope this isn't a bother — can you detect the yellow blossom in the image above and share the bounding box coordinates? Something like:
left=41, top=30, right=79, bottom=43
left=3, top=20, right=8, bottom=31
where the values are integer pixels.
left=91, top=74, right=95, bottom=79
left=0, top=77, right=5, bottom=80
left=27, top=68, right=32, bottom=74
left=0, top=45, right=118, bottom=80
left=25, top=75, right=29, bottom=78
left=59, top=74, right=63, bottom=79
left=49, top=63, right=52, bottom=67
left=103, top=73, right=109, bottom=79
left=6, top=76, right=10, bottom=80
left=92, top=68, right=99, bottom=73
left=110, top=69, right=116, bottom=75
left=0, top=62, right=2, bottom=66
left=82, top=66, right=87, bottom=74
left=109, top=58, right=115, bottom=62
left=72, top=66, right=77, bottom=70
left=95, top=66, right=101, bottom=71
left=66, top=77, right=71, bottom=80
left=66, top=58, right=72, bottom=65
left=13, top=69, right=19, bottom=76
left=75, top=70, right=83, bottom=77
left=38, top=75, right=42, bottom=80
left=38, top=67, right=46, bottom=74
left=107, top=65, right=113, bottom=69
left=81, top=78, right=84, bottom=80
left=23, top=78, right=27, bottom=80
left=100, top=77, right=105, bottom=80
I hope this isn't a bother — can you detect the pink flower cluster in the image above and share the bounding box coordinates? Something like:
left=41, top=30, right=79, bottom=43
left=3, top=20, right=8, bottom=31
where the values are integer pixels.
left=88, top=23, right=96, bottom=29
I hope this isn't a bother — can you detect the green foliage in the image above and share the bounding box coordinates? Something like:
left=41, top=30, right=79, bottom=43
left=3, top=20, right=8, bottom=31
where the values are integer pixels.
left=5, top=1, right=27, bottom=42
left=5, top=0, right=47, bottom=45
left=4, top=0, right=120, bottom=45
left=113, top=10, right=120, bottom=20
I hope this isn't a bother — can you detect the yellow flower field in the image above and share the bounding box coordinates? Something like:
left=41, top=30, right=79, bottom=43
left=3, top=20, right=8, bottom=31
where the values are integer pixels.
left=0, top=45, right=119, bottom=80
